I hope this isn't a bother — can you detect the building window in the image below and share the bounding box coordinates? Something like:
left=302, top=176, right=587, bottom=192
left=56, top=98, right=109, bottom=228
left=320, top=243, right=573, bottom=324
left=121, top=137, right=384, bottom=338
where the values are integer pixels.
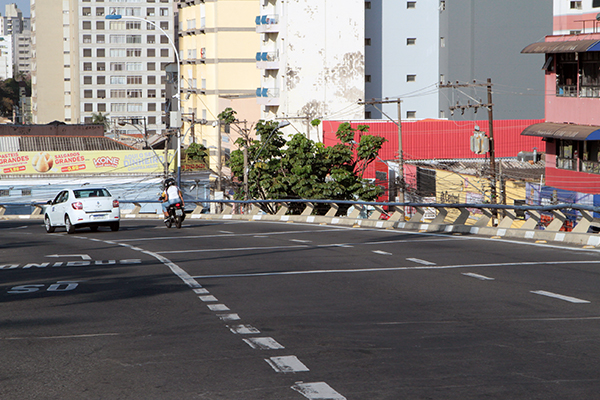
left=407, top=74, right=416, bottom=82
left=407, top=1, right=416, bottom=8
left=147, top=7, right=155, bottom=16
left=440, top=37, right=446, bottom=47
left=148, top=116, right=157, bottom=124
left=147, top=35, right=155, bottom=44
left=84, top=76, right=92, bottom=84
left=84, top=90, right=93, bottom=98
left=127, top=89, right=143, bottom=98
left=365, top=111, right=372, bottom=119
left=84, top=103, right=93, bottom=112
left=83, top=62, right=92, bottom=71
left=579, top=52, right=600, bottom=97
left=148, top=103, right=156, bottom=111
left=148, top=89, right=156, bottom=98
left=111, top=89, right=126, bottom=98
left=98, top=103, right=106, bottom=112
left=110, top=48, right=126, bottom=57
left=82, top=7, right=91, bottom=16
left=407, top=111, right=416, bottom=119
left=365, top=38, right=371, bottom=46
left=407, top=38, right=416, bottom=45
left=96, top=7, right=104, bottom=16
left=82, top=21, right=91, bottom=30
left=127, top=76, right=142, bottom=85
left=440, top=1, right=445, bottom=11
left=148, top=76, right=156, bottom=85
left=160, top=21, right=169, bottom=30
left=127, top=48, right=142, bottom=57
left=161, top=48, right=169, bottom=57
left=97, top=62, right=106, bottom=71
left=160, top=8, right=169, bottom=16
left=96, top=21, right=104, bottom=30
left=111, top=103, right=127, bottom=112
left=126, top=21, right=141, bottom=30
left=97, top=89, right=106, bottom=99
left=160, top=35, right=169, bottom=44
left=97, top=49, right=105, bottom=57
left=570, top=1, right=582, bottom=10
left=128, top=103, right=143, bottom=112
left=147, top=62, right=156, bottom=71
left=556, top=53, right=578, bottom=97
left=83, top=34, right=92, bottom=43
left=126, top=35, right=142, bottom=44
left=365, top=1, right=371, bottom=9
left=97, top=34, right=105, bottom=43
left=365, top=75, right=371, bottom=83
left=110, top=76, right=126, bottom=85
left=97, top=76, right=105, bottom=84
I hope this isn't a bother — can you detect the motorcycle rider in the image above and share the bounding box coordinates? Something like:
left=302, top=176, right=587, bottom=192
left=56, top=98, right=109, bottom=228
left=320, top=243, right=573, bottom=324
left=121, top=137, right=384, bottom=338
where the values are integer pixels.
left=160, top=177, right=184, bottom=221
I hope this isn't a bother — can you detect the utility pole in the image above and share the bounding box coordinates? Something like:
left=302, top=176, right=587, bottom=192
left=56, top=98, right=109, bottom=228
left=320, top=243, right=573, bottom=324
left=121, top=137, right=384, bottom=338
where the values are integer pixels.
left=358, top=99, right=404, bottom=206
left=439, top=79, right=497, bottom=209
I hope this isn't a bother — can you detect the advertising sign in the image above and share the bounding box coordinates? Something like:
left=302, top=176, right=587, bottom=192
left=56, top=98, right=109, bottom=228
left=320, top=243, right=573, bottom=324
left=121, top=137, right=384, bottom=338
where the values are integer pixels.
left=0, top=150, right=174, bottom=175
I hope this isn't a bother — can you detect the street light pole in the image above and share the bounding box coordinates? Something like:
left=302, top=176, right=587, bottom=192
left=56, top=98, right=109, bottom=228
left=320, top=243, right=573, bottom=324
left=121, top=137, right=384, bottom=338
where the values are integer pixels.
left=106, top=14, right=182, bottom=184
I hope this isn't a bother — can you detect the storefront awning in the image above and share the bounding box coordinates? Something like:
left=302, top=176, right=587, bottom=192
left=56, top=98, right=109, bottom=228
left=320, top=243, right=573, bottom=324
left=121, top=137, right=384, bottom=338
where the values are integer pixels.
left=521, top=122, right=600, bottom=140
left=521, top=39, right=600, bottom=54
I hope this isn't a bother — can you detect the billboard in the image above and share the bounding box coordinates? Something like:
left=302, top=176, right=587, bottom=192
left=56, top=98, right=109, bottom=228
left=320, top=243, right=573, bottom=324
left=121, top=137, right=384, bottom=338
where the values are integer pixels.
left=0, top=150, right=174, bottom=175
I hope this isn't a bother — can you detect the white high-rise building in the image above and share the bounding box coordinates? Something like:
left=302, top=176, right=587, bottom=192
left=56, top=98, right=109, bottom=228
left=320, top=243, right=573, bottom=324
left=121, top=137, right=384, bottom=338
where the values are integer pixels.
left=255, top=0, right=365, bottom=141
left=31, top=0, right=176, bottom=136
left=0, top=35, right=13, bottom=79
left=0, top=4, right=31, bottom=78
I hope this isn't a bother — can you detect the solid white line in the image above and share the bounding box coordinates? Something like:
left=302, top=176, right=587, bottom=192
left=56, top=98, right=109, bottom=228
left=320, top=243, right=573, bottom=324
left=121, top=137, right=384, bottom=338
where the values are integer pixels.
left=243, top=337, right=285, bottom=350
left=2, top=333, right=120, bottom=340
left=407, top=258, right=436, bottom=265
left=158, top=244, right=309, bottom=254
left=192, top=260, right=600, bottom=280
left=531, top=290, right=591, bottom=304
left=373, top=250, right=392, bottom=255
left=462, top=272, right=495, bottom=281
left=265, top=356, right=309, bottom=373
left=291, top=382, right=346, bottom=400
left=228, top=324, right=261, bottom=334
left=290, top=239, right=312, bottom=243
left=117, top=228, right=346, bottom=242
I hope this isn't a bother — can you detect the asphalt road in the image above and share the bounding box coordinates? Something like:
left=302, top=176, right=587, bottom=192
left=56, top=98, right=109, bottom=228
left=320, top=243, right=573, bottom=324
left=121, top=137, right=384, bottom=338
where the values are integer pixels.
left=2, top=218, right=600, bottom=399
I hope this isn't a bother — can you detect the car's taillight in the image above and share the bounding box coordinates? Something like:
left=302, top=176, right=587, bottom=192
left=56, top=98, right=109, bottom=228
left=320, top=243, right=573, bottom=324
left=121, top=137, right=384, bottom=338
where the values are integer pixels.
left=113, top=200, right=119, bottom=208
left=71, top=202, right=83, bottom=210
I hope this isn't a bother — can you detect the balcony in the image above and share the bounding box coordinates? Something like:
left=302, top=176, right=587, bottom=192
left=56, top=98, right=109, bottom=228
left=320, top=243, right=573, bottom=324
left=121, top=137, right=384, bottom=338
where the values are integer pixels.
left=255, top=51, right=279, bottom=70
left=255, top=14, right=280, bottom=33
left=256, top=87, right=280, bottom=106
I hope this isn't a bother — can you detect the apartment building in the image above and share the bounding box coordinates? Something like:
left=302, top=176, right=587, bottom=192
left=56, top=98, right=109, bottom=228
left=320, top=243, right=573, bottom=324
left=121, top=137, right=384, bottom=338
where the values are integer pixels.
left=0, top=36, right=12, bottom=80
left=0, top=4, right=31, bottom=78
left=255, top=0, right=365, bottom=142
left=365, top=0, right=551, bottom=121
left=178, top=0, right=261, bottom=170
left=31, top=0, right=176, bottom=137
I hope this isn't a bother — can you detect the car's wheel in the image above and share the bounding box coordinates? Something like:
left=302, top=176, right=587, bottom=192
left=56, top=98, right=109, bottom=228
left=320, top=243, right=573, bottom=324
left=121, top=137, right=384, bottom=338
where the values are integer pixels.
left=44, top=215, right=55, bottom=233
left=90, top=225, right=99, bottom=232
left=65, top=215, right=75, bottom=234
left=110, top=222, right=120, bottom=231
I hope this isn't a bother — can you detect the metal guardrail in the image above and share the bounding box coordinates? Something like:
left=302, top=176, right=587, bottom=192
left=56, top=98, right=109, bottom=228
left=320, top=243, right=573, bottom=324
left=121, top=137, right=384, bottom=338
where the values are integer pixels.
left=2, top=199, right=599, bottom=247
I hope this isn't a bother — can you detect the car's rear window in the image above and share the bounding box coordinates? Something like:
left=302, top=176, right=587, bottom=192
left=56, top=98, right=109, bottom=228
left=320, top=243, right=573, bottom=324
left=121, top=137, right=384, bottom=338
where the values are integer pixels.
left=73, top=189, right=111, bottom=198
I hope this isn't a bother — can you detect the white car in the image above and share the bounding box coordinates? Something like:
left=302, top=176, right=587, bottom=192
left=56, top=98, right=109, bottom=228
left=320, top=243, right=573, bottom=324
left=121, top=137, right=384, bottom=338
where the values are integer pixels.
left=44, top=188, right=120, bottom=234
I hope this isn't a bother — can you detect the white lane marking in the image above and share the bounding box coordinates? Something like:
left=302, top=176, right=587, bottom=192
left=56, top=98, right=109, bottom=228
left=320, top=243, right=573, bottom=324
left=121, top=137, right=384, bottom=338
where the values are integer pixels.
left=407, top=257, right=436, bottom=265
left=158, top=244, right=310, bottom=254
left=254, top=236, right=268, bottom=238
left=194, top=289, right=210, bottom=295
left=462, top=272, right=495, bottom=281
left=228, top=324, right=261, bottom=334
left=117, top=228, right=346, bottom=242
left=531, top=290, right=591, bottom=304
left=192, top=260, right=600, bottom=279
left=373, top=250, right=392, bottom=255
left=243, top=337, right=285, bottom=350
left=290, top=239, right=312, bottom=243
left=330, top=244, right=354, bottom=248
left=218, top=313, right=241, bottom=321
left=207, top=304, right=230, bottom=311
left=220, top=231, right=234, bottom=234
left=2, top=333, right=120, bottom=340
left=199, top=295, right=218, bottom=302
left=265, top=356, right=309, bottom=373
left=46, top=254, right=91, bottom=260
left=292, top=382, right=346, bottom=400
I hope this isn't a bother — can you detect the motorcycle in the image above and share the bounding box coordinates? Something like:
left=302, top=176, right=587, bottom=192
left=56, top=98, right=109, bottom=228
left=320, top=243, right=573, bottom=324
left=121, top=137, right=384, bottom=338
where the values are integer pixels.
left=165, top=201, right=185, bottom=229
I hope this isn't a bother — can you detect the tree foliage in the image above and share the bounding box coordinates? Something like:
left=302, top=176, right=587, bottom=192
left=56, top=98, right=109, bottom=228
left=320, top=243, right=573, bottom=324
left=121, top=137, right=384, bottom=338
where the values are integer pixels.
left=91, top=112, right=111, bottom=132
left=229, top=120, right=387, bottom=212
left=0, top=78, right=21, bottom=117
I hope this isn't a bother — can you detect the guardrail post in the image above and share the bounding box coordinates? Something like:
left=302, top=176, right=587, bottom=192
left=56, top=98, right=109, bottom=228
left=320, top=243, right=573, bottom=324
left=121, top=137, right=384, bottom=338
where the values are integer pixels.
left=192, top=202, right=205, bottom=214
left=368, top=206, right=384, bottom=220
left=0, top=205, right=5, bottom=216
left=348, top=204, right=364, bottom=219
left=221, top=202, right=233, bottom=215
left=32, top=204, right=44, bottom=215
left=275, top=202, right=289, bottom=216
left=131, top=202, right=142, bottom=215
left=301, top=202, right=314, bottom=216
left=473, top=209, right=493, bottom=227
left=498, top=210, right=517, bottom=229
left=545, top=210, right=567, bottom=232
left=249, top=203, right=261, bottom=215
left=387, top=206, right=405, bottom=222
left=572, top=210, right=594, bottom=233
left=521, top=210, right=541, bottom=230
left=325, top=203, right=339, bottom=217
left=408, top=207, right=424, bottom=223
left=431, top=207, right=448, bottom=224
left=452, top=208, right=471, bottom=226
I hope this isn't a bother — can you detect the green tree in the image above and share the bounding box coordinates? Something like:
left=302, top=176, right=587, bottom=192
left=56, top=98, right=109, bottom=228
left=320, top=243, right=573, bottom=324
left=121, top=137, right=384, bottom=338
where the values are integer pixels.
left=0, top=78, right=20, bottom=117
left=229, top=119, right=386, bottom=213
left=91, top=112, right=111, bottom=132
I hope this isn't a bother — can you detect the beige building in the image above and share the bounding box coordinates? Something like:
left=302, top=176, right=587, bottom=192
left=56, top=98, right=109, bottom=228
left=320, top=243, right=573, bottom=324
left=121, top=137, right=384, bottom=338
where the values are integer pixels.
left=178, top=0, right=260, bottom=175
left=31, top=0, right=176, bottom=138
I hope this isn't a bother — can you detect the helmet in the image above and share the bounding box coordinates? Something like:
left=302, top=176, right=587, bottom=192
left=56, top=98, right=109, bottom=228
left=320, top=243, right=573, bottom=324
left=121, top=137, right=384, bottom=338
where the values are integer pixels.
left=164, top=178, right=176, bottom=188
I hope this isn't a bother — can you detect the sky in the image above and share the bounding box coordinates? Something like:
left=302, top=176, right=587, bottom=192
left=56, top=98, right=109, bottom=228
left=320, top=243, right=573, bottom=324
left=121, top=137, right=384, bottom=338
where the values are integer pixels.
left=0, top=0, right=30, bottom=17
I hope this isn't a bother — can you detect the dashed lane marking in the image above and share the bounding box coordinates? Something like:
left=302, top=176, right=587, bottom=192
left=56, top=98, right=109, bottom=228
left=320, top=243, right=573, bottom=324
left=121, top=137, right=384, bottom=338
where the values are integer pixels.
left=292, top=382, right=347, bottom=400
left=462, top=272, right=495, bottom=281
left=372, top=250, right=392, bottom=255
left=406, top=257, right=436, bottom=265
left=265, top=356, right=310, bottom=373
left=228, top=325, right=261, bottom=334
left=243, top=337, right=285, bottom=350
left=531, top=290, right=591, bottom=304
